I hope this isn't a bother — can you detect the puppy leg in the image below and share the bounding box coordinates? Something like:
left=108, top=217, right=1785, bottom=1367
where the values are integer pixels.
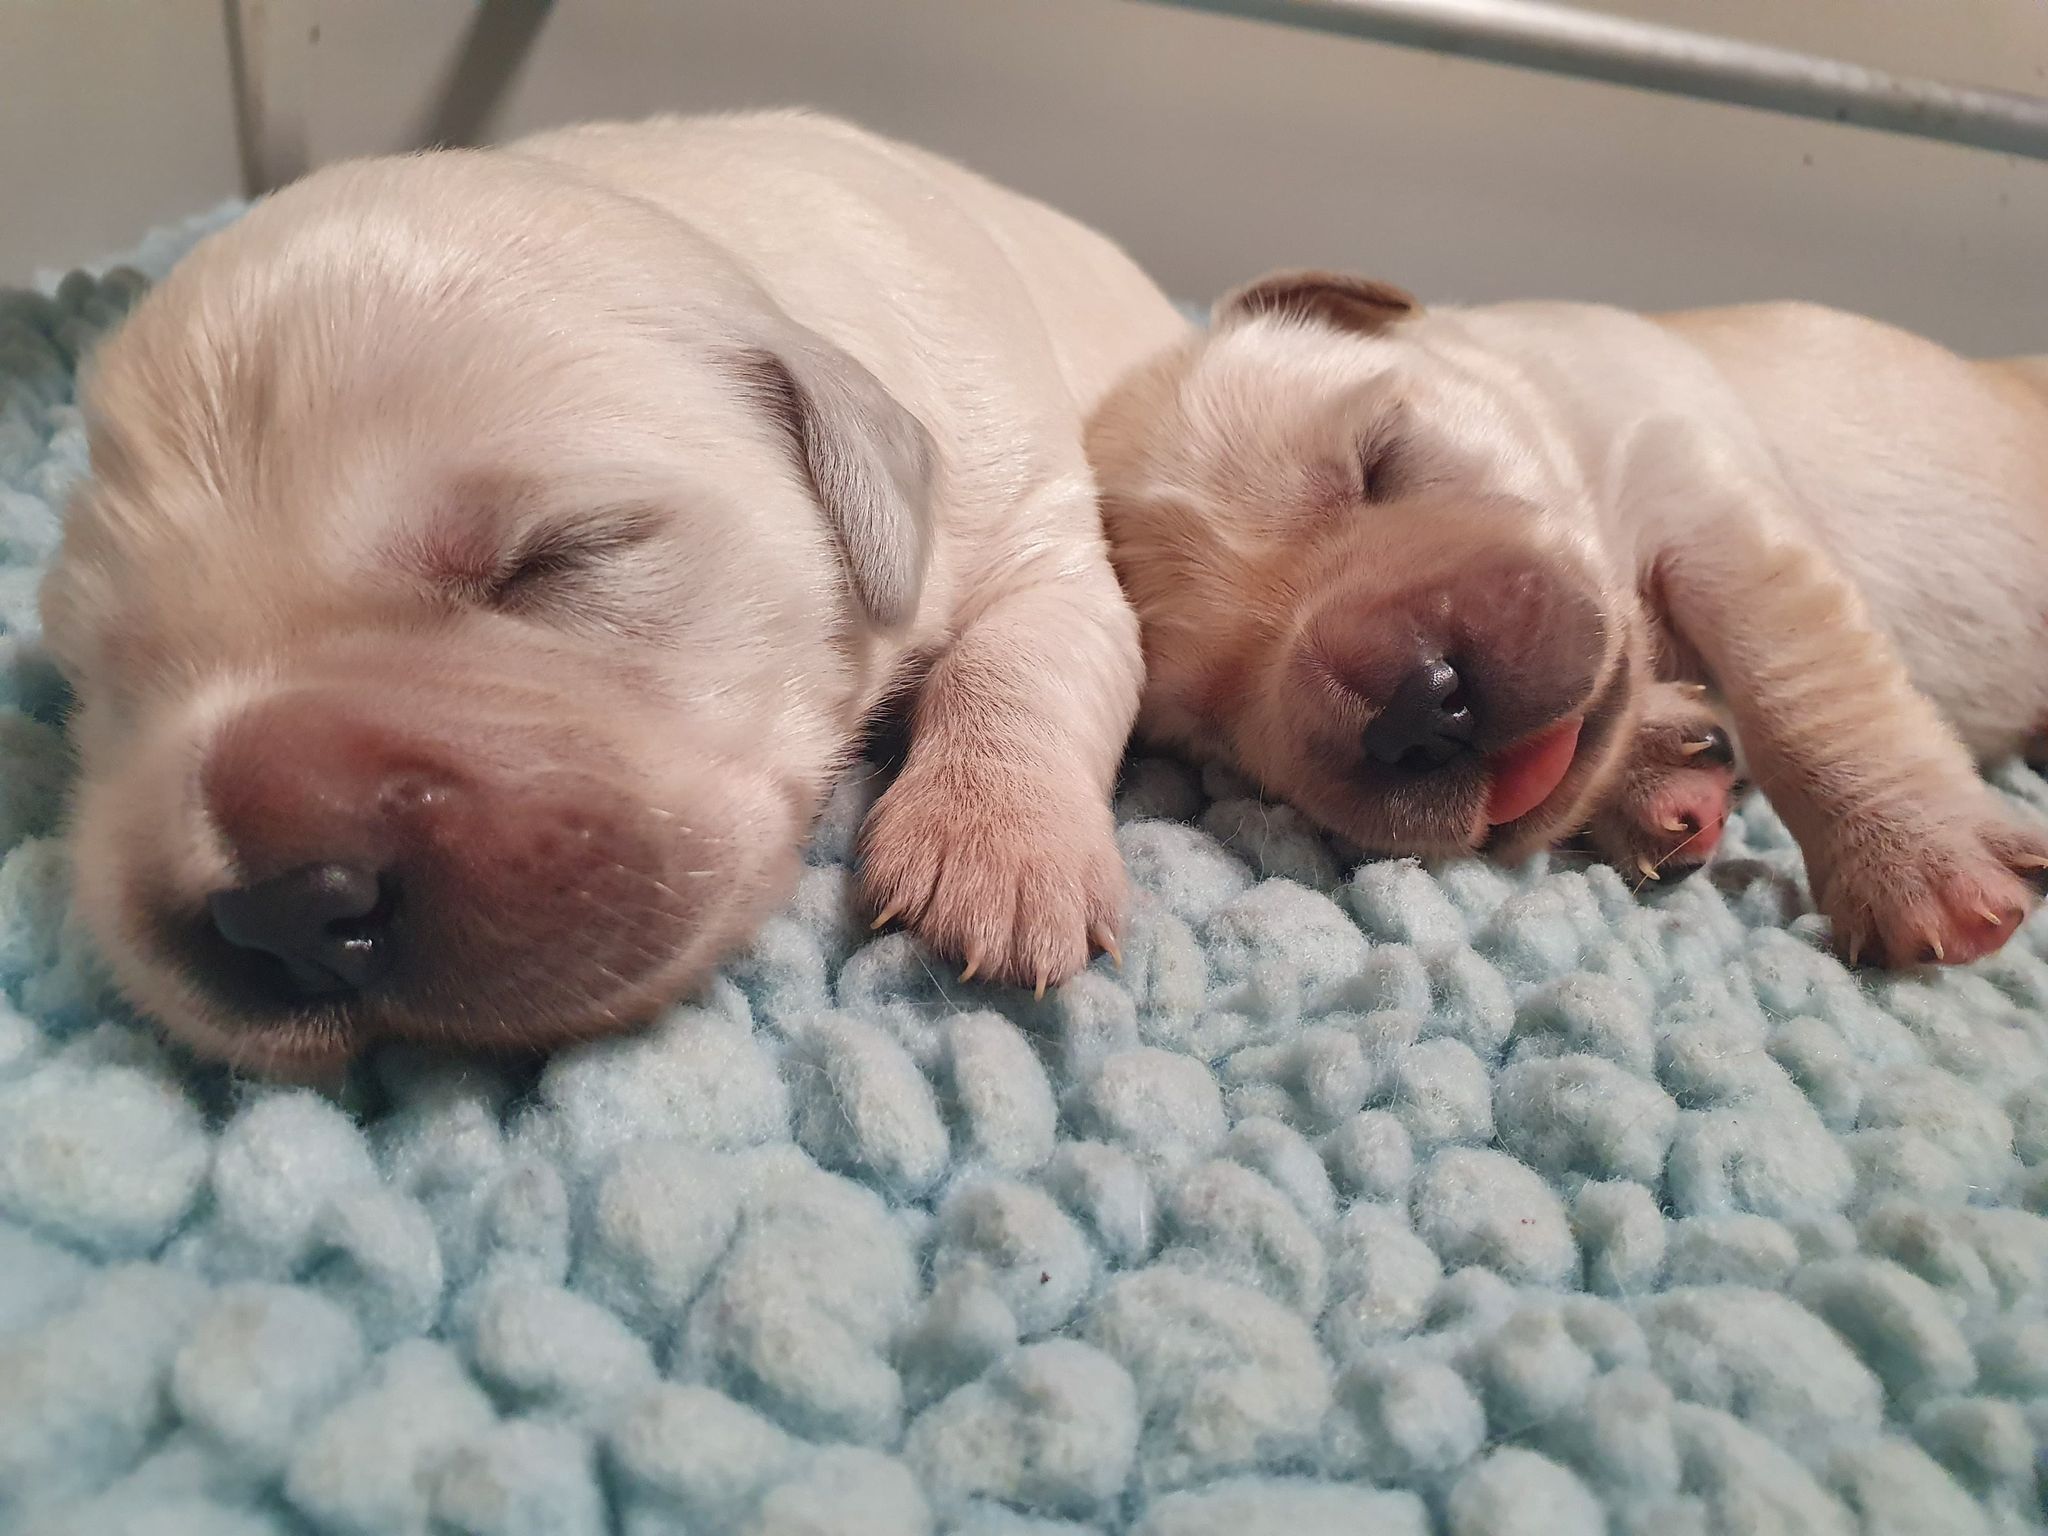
left=1584, top=682, right=1740, bottom=885
left=858, top=503, right=1139, bottom=994
left=1651, top=473, right=2048, bottom=967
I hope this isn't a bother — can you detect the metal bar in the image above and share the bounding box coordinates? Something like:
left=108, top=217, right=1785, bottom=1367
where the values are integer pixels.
left=222, top=0, right=312, bottom=196
left=413, top=0, right=555, bottom=152
left=1136, top=0, right=2048, bottom=161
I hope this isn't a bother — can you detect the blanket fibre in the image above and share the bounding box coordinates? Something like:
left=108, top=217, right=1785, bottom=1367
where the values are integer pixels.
left=2, top=211, right=2047, bottom=1536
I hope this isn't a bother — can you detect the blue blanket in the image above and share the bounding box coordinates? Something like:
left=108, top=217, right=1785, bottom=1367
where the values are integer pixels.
left=3, top=212, right=2046, bottom=1536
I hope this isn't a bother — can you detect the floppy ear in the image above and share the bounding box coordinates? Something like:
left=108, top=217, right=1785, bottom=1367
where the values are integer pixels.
left=734, top=337, right=937, bottom=632
left=1213, top=269, right=1421, bottom=337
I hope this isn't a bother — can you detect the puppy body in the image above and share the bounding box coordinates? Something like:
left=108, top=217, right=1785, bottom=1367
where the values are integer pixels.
left=46, top=111, right=1184, bottom=1069
left=1647, top=305, right=2048, bottom=758
left=1090, top=276, right=2048, bottom=968
left=1465, top=300, right=2048, bottom=759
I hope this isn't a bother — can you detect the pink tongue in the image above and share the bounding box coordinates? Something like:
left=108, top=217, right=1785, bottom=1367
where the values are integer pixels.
left=1485, top=717, right=1583, bottom=826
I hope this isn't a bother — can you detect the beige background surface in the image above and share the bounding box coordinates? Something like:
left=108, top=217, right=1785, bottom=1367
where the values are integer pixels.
left=2, top=0, right=2044, bottom=353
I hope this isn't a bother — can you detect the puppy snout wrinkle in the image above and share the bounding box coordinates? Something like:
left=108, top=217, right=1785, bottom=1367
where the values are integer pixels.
left=203, top=694, right=457, bottom=881
left=1363, top=656, right=1475, bottom=770
left=206, top=863, right=391, bottom=1001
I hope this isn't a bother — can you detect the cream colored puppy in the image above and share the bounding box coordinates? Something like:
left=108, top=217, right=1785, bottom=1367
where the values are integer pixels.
left=1090, top=270, right=2048, bottom=969
left=43, top=111, right=1185, bottom=1071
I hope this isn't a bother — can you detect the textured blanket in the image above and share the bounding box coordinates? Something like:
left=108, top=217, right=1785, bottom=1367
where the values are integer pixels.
left=3, top=212, right=2047, bottom=1536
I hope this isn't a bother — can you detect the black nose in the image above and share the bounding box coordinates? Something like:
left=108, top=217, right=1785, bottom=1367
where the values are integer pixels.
left=206, top=863, right=393, bottom=1001
left=1362, top=657, right=1476, bottom=770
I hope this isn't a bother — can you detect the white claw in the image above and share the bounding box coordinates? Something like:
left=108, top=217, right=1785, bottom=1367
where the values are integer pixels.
left=1092, top=923, right=1123, bottom=969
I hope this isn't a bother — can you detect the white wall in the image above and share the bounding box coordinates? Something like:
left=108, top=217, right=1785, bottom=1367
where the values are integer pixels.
left=4, top=0, right=2046, bottom=353
left=1, top=0, right=243, bottom=281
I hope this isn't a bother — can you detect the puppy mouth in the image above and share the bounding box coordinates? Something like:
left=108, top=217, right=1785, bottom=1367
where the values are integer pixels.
left=148, top=902, right=683, bottom=1062
left=1482, top=715, right=1584, bottom=827
left=137, top=772, right=702, bottom=1059
left=210, top=1016, right=359, bottom=1078
left=1477, top=653, right=1630, bottom=852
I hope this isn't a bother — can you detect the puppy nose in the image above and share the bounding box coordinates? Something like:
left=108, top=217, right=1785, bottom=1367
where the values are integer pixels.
left=207, top=863, right=393, bottom=1000
left=1362, top=657, right=1476, bottom=769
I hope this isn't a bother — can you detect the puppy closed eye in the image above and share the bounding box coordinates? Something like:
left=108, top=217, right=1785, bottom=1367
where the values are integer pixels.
left=1358, top=434, right=1406, bottom=504
left=473, top=518, right=657, bottom=616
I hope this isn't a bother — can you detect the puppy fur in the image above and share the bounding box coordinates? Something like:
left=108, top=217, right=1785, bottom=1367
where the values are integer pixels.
left=43, top=111, right=1186, bottom=1072
left=1089, top=270, right=2048, bottom=970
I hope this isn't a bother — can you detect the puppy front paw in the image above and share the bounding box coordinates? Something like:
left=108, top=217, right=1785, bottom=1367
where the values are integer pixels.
left=857, top=756, right=1125, bottom=996
left=1814, top=799, right=2048, bottom=969
left=1585, top=685, right=1740, bottom=886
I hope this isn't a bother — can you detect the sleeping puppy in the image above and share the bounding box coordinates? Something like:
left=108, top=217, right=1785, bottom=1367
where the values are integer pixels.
left=1088, top=270, right=2048, bottom=969
left=42, top=111, right=1185, bottom=1072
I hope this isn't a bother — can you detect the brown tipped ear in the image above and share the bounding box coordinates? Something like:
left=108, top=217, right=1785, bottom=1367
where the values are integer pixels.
left=1213, top=269, right=1421, bottom=336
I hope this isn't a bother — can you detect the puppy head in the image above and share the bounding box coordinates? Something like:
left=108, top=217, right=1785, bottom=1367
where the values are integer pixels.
left=42, top=151, right=933, bottom=1073
left=1089, top=269, right=1645, bottom=859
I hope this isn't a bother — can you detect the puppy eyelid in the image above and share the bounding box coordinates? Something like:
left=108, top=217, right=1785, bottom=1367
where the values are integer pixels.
left=486, top=516, right=656, bottom=608
left=1358, top=435, right=1403, bottom=504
